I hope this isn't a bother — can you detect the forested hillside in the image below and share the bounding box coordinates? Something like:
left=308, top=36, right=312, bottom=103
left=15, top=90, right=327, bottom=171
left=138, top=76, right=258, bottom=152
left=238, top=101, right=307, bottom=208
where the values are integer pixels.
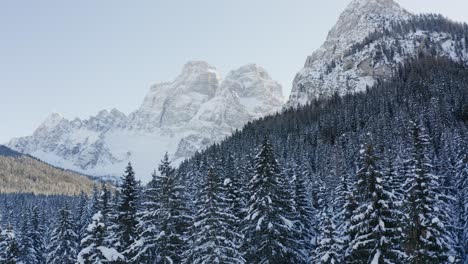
left=0, top=148, right=96, bottom=195
left=176, top=56, right=468, bottom=263
left=1, top=57, right=466, bottom=263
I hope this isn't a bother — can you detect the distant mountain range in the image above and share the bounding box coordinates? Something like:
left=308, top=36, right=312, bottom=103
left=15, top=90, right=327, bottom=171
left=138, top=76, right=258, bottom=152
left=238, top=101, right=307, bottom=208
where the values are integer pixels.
left=7, top=0, right=468, bottom=182
left=7, top=62, right=284, bottom=182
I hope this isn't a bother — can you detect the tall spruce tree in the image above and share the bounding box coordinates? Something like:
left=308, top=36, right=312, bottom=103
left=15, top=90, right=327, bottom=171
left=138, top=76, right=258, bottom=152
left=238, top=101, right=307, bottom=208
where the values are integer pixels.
left=154, top=153, right=192, bottom=264
left=454, top=134, right=467, bottom=263
left=18, top=210, right=32, bottom=263
left=315, top=207, right=341, bottom=264
left=244, top=138, right=304, bottom=263
left=47, top=207, right=78, bottom=264
left=113, top=162, right=140, bottom=257
left=224, top=154, right=246, bottom=228
left=78, top=211, right=124, bottom=264
left=28, top=206, right=46, bottom=263
left=75, top=192, right=91, bottom=252
left=348, top=139, right=405, bottom=264
left=404, top=122, right=452, bottom=263
left=0, top=225, right=20, bottom=264
left=185, top=167, right=244, bottom=263
left=337, top=173, right=357, bottom=262
left=292, top=157, right=315, bottom=260
left=129, top=168, right=163, bottom=263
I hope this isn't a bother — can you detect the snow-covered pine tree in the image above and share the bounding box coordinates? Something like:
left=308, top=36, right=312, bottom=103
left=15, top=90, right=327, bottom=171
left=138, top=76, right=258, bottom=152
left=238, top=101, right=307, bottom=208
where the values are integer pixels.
left=244, top=138, right=304, bottom=263
left=335, top=173, right=357, bottom=262
left=155, top=153, right=192, bottom=264
left=112, top=162, right=140, bottom=257
left=99, top=183, right=113, bottom=227
left=0, top=225, right=21, bottom=264
left=438, top=134, right=464, bottom=262
left=348, top=139, right=405, bottom=264
left=454, top=134, right=467, bottom=263
left=224, top=154, right=245, bottom=228
left=403, top=121, right=452, bottom=263
left=129, top=168, right=162, bottom=263
left=28, top=206, right=46, bottom=263
left=185, top=167, right=244, bottom=263
left=292, top=157, right=314, bottom=260
left=47, top=207, right=78, bottom=264
left=78, top=211, right=124, bottom=264
left=315, top=207, right=341, bottom=264
left=75, top=192, right=91, bottom=252
left=89, top=185, right=100, bottom=217
left=18, top=210, right=32, bottom=263
left=309, top=173, right=328, bottom=252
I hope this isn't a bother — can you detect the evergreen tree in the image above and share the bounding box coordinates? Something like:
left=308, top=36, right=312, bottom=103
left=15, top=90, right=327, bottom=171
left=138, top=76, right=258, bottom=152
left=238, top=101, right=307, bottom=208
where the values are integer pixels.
left=47, top=207, right=78, bottom=264
left=28, top=206, right=46, bottom=264
left=339, top=174, right=358, bottom=262
left=18, top=210, right=32, bottom=263
left=348, top=139, right=405, bottom=264
left=113, top=162, right=140, bottom=256
left=185, top=167, right=244, bottom=263
left=454, top=135, right=467, bottom=263
left=244, top=138, right=304, bottom=263
left=404, top=122, right=452, bottom=263
left=224, top=155, right=246, bottom=227
left=75, top=192, right=91, bottom=252
left=153, top=153, right=192, bottom=264
left=315, top=208, right=341, bottom=264
left=78, top=211, right=124, bottom=264
left=99, top=183, right=113, bottom=227
left=0, top=225, right=21, bottom=264
left=292, top=158, right=315, bottom=259
left=129, top=168, right=162, bottom=263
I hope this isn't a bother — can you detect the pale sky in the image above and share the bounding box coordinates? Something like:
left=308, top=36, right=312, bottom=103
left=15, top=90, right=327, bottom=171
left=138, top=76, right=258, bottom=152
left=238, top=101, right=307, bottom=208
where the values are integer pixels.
left=1, top=0, right=467, bottom=143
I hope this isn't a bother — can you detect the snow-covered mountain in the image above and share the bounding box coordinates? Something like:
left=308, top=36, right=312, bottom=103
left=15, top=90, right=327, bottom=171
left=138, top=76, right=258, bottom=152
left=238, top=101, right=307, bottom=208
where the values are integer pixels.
left=8, top=61, right=284, bottom=182
left=287, top=0, right=468, bottom=107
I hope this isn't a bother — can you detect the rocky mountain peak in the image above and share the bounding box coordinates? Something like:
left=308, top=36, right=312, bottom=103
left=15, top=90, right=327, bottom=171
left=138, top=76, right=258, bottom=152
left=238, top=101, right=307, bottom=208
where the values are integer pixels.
left=8, top=61, right=285, bottom=181
left=314, top=0, right=410, bottom=63
left=220, top=64, right=282, bottom=97
left=181, top=60, right=218, bottom=74
left=287, top=0, right=468, bottom=108
left=35, top=113, right=64, bottom=132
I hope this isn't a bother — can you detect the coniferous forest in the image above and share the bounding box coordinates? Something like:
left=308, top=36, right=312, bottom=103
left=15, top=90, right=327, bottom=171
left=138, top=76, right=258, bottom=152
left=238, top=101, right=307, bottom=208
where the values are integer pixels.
left=1, top=57, right=467, bottom=263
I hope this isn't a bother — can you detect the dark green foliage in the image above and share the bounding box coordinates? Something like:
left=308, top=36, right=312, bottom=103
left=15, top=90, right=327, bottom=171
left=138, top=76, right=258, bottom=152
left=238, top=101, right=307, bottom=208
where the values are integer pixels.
left=404, top=122, right=452, bottom=263
left=185, top=167, right=244, bottom=263
left=243, top=138, right=304, bottom=263
left=348, top=140, right=405, bottom=263
left=113, top=162, right=140, bottom=255
left=47, top=207, right=78, bottom=264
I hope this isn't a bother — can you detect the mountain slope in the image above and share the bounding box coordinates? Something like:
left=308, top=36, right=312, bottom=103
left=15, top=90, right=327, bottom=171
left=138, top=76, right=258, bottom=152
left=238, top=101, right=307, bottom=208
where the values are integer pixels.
left=0, top=145, right=95, bottom=195
left=178, top=57, right=468, bottom=261
left=287, top=0, right=468, bottom=107
left=8, top=62, right=284, bottom=182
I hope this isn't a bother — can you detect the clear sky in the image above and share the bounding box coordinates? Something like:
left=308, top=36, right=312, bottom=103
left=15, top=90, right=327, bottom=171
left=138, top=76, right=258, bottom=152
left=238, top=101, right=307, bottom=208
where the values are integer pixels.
left=1, top=0, right=467, bottom=144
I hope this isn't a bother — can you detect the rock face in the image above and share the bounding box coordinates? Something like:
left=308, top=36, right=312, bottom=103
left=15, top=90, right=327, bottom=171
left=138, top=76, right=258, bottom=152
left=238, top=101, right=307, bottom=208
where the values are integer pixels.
left=8, top=62, right=284, bottom=182
left=287, top=0, right=468, bottom=107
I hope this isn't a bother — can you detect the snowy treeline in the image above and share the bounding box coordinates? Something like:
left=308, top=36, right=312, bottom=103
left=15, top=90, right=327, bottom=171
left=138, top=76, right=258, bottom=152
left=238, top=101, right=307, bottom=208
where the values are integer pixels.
left=0, top=57, right=467, bottom=263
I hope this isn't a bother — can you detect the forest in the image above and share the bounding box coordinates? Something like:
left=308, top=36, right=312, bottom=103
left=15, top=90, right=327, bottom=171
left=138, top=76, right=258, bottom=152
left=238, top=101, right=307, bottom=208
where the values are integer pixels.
left=0, top=56, right=467, bottom=263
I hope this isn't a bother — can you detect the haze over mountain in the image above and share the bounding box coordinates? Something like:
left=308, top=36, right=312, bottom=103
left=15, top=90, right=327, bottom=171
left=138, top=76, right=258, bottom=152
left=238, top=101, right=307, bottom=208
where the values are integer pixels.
left=8, top=62, right=284, bottom=181
left=7, top=0, right=468, bottom=183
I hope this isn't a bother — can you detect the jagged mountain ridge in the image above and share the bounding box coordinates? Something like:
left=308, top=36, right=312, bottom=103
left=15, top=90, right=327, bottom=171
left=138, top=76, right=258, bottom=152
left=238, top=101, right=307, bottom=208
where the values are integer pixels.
left=8, top=62, right=284, bottom=182
left=287, top=0, right=468, bottom=107
left=8, top=0, right=468, bottom=182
